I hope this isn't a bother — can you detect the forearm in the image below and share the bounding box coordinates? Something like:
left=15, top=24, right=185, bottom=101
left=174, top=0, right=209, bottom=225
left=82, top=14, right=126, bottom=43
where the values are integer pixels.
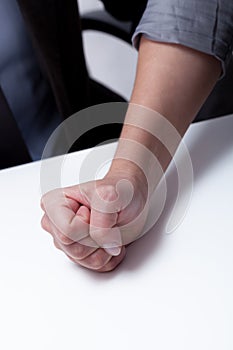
left=109, top=38, right=221, bottom=191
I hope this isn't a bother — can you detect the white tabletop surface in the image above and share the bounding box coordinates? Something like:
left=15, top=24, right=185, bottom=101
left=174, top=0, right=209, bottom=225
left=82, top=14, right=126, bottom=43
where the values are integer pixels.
left=0, top=115, right=233, bottom=350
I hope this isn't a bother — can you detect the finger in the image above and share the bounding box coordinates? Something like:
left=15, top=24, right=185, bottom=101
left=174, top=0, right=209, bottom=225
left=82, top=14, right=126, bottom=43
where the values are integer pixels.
left=42, top=214, right=74, bottom=245
left=89, top=186, right=122, bottom=255
left=41, top=188, right=89, bottom=243
left=97, top=246, right=126, bottom=272
left=45, top=207, right=101, bottom=261
left=41, top=213, right=74, bottom=245
left=41, top=215, right=67, bottom=250
left=41, top=190, right=79, bottom=213
left=70, top=205, right=91, bottom=243
left=42, top=212, right=100, bottom=260
left=72, top=249, right=112, bottom=271
left=90, top=208, right=122, bottom=256
left=55, top=239, right=98, bottom=261
left=52, top=229, right=98, bottom=261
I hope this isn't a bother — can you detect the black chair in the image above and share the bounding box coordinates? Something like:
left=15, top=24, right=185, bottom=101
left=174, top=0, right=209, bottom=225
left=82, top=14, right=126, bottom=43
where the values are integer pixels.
left=81, top=9, right=133, bottom=44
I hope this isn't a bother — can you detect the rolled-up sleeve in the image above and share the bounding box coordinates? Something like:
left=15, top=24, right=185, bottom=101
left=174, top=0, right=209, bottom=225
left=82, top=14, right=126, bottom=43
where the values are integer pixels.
left=132, top=0, right=233, bottom=76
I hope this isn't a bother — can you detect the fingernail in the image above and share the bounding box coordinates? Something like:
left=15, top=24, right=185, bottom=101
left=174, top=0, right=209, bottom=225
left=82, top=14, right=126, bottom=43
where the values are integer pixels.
left=105, top=247, right=121, bottom=256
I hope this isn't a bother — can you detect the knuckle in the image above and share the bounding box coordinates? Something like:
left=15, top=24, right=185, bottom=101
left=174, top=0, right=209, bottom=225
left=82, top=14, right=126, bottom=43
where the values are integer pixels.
left=56, top=228, right=73, bottom=245
left=97, top=185, right=117, bottom=202
left=41, top=190, right=52, bottom=204
left=41, top=215, right=46, bottom=230
left=41, top=189, right=60, bottom=207
left=59, top=233, right=72, bottom=245
left=41, top=215, right=50, bottom=232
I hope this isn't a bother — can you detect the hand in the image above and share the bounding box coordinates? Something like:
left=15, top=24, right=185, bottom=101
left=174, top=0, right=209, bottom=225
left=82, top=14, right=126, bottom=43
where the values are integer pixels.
left=41, top=165, right=149, bottom=272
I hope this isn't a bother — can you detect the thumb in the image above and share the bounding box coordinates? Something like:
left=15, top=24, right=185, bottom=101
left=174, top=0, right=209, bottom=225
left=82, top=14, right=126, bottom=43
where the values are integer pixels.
left=90, top=209, right=122, bottom=256
left=89, top=185, right=122, bottom=256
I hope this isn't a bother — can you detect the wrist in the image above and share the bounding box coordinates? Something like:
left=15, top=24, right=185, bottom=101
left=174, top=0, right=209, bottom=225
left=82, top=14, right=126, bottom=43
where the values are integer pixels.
left=106, top=158, right=149, bottom=198
left=108, top=158, right=146, bottom=181
left=109, top=121, right=170, bottom=196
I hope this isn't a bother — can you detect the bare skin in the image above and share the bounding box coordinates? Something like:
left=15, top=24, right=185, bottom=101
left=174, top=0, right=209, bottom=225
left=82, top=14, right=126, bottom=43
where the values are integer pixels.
left=41, top=38, right=221, bottom=272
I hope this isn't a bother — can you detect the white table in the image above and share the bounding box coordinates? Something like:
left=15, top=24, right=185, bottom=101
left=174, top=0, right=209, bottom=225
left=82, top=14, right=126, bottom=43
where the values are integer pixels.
left=0, top=115, right=233, bottom=350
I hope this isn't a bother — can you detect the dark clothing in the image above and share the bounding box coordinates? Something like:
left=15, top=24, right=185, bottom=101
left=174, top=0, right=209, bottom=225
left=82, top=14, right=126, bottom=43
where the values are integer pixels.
left=0, top=0, right=127, bottom=168
left=17, top=0, right=102, bottom=118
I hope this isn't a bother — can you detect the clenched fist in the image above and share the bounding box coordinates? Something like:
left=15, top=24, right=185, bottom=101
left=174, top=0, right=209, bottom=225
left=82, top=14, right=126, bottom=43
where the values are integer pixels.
left=41, top=165, right=149, bottom=272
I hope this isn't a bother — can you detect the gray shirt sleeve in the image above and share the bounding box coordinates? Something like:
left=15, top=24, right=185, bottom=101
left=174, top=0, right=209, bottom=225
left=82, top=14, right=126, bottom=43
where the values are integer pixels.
left=132, top=0, right=233, bottom=77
